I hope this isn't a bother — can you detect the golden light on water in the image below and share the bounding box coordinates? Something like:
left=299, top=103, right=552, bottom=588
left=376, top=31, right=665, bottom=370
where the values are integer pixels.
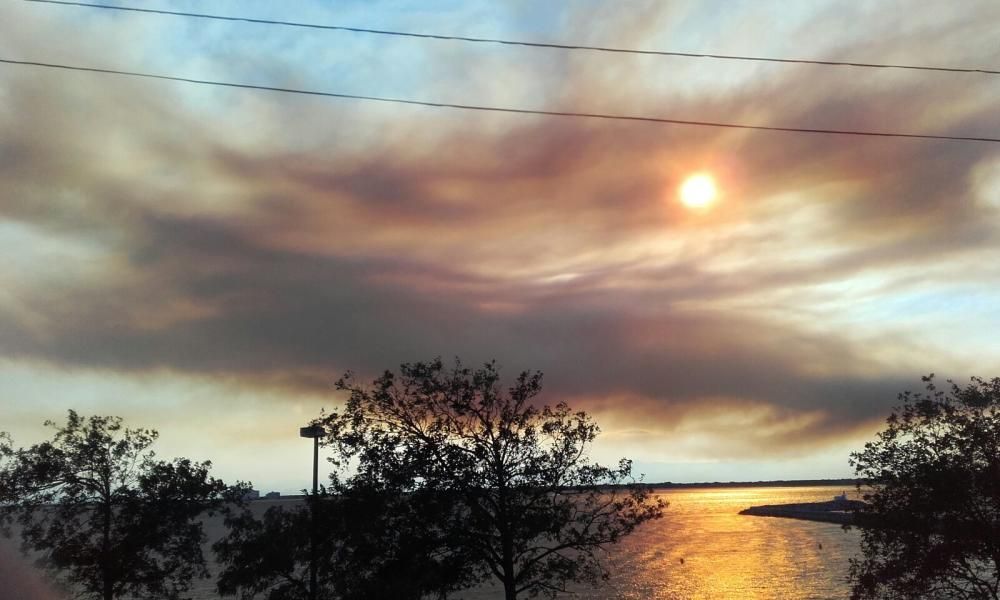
left=605, top=486, right=860, bottom=599
left=679, top=173, right=718, bottom=209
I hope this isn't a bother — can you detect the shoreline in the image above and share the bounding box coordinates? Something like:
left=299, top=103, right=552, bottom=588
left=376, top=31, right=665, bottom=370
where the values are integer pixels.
left=739, top=497, right=865, bottom=526
left=647, top=478, right=864, bottom=490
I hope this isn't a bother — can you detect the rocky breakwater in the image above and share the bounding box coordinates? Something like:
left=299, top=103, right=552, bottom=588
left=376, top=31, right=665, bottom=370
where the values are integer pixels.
left=739, top=493, right=865, bottom=525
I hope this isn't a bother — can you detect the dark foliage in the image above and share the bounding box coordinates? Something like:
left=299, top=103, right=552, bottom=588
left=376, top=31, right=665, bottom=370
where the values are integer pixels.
left=4, top=411, right=236, bottom=600
left=849, top=376, right=1000, bottom=600
left=325, top=358, right=665, bottom=600
left=0, top=431, right=15, bottom=531
left=214, top=484, right=470, bottom=600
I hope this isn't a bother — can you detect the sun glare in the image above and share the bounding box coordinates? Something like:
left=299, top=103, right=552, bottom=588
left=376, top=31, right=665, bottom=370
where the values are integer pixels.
left=679, top=174, right=717, bottom=209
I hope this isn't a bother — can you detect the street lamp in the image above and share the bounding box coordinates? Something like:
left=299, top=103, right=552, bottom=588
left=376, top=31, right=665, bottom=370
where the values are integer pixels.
left=299, top=424, right=326, bottom=600
left=299, top=424, right=326, bottom=495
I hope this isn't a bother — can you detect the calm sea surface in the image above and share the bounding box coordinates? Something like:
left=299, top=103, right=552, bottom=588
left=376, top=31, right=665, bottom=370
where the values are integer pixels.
left=3, top=485, right=860, bottom=599
left=457, top=485, right=860, bottom=600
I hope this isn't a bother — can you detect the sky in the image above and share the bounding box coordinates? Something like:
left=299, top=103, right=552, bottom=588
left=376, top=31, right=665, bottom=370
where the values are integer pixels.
left=1, top=0, right=999, bottom=492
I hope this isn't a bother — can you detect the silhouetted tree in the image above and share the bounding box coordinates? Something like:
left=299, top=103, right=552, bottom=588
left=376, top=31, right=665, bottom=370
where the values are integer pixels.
left=215, top=484, right=471, bottom=600
left=324, top=358, right=665, bottom=600
left=0, top=431, right=15, bottom=530
left=849, top=375, right=1000, bottom=600
left=6, top=411, right=236, bottom=600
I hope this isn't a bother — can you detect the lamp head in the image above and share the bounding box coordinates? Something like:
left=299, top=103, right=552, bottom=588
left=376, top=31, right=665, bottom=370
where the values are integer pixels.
left=299, top=425, right=326, bottom=439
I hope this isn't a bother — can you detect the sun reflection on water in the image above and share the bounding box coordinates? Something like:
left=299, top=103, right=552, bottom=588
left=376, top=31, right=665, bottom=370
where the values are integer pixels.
left=459, top=486, right=860, bottom=599
left=606, top=486, right=860, bottom=600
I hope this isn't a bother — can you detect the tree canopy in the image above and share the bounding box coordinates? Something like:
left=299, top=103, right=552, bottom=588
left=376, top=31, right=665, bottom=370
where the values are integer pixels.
left=5, top=411, right=236, bottom=600
left=849, top=375, right=1000, bottom=600
left=324, top=358, right=665, bottom=600
left=215, top=484, right=470, bottom=600
left=0, top=431, right=15, bottom=530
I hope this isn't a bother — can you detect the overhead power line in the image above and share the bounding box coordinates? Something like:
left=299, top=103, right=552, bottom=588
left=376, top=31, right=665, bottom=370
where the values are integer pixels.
left=2, top=58, right=997, bottom=144
left=23, top=0, right=1000, bottom=76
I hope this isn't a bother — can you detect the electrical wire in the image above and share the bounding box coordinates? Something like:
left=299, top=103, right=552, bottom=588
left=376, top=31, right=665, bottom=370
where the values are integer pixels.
left=2, top=58, right=997, bottom=143
left=22, top=0, right=1000, bottom=76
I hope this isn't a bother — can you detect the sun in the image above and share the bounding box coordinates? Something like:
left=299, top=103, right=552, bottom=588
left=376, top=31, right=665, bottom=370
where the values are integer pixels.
left=679, top=174, right=717, bottom=209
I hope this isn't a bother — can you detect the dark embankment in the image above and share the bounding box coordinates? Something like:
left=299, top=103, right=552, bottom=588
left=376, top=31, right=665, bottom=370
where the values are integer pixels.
left=739, top=498, right=866, bottom=525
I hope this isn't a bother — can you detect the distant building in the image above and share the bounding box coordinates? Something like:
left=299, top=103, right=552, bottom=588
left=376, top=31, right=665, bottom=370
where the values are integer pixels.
left=264, top=491, right=281, bottom=499
left=242, top=489, right=260, bottom=501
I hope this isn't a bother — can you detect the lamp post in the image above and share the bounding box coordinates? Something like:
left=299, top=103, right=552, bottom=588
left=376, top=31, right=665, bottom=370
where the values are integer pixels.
left=299, top=424, right=326, bottom=600
left=299, top=425, right=326, bottom=495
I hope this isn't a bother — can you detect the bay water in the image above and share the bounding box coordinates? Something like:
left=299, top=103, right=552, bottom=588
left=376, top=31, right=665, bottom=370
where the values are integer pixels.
left=2, top=485, right=860, bottom=599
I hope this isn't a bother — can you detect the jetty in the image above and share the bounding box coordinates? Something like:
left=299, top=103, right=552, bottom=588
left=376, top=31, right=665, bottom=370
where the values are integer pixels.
left=739, top=492, right=864, bottom=525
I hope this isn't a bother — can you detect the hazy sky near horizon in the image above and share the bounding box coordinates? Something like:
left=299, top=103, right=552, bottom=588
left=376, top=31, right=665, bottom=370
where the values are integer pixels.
left=2, top=0, right=999, bottom=491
